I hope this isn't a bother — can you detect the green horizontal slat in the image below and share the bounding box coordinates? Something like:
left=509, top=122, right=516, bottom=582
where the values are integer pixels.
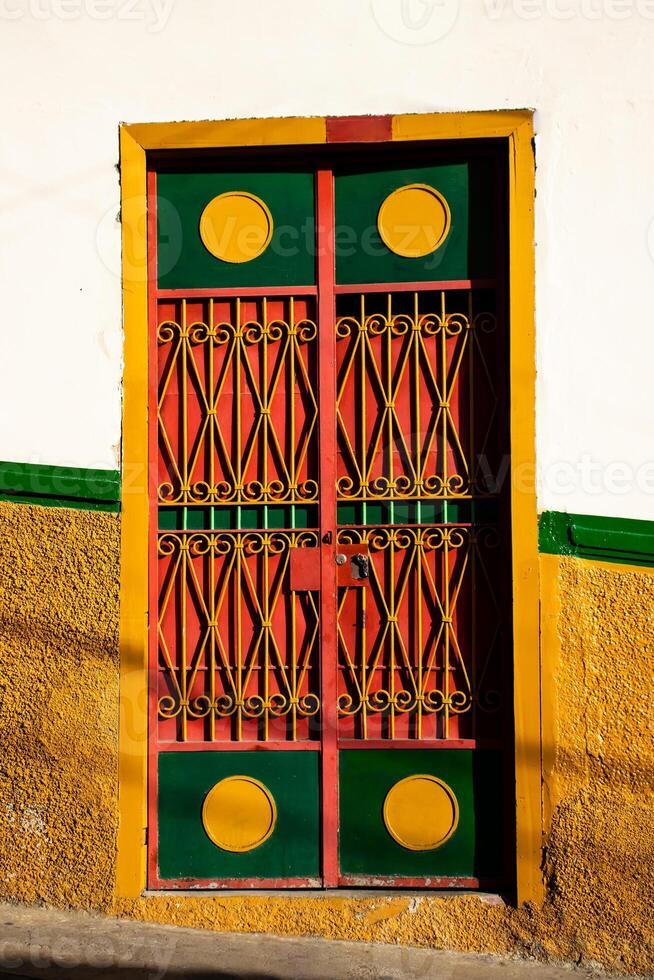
left=158, top=504, right=318, bottom=531
left=0, top=493, right=119, bottom=513
left=539, top=510, right=654, bottom=568
left=0, top=460, right=120, bottom=512
left=336, top=498, right=498, bottom=526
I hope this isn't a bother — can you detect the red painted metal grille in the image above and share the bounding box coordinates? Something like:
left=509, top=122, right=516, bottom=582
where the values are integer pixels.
left=335, top=289, right=505, bottom=743
left=335, top=289, right=500, bottom=504
left=155, top=294, right=322, bottom=745
left=147, top=160, right=511, bottom=890
left=156, top=529, right=320, bottom=743
left=336, top=523, right=502, bottom=741
left=156, top=296, right=319, bottom=507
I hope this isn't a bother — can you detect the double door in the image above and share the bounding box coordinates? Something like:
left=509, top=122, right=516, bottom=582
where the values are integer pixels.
left=148, top=149, right=511, bottom=888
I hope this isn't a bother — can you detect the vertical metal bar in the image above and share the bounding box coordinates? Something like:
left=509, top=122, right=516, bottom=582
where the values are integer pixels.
left=263, top=533, right=270, bottom=741
left=468, top=290, right=475, bottom=499
left=263, top=297, right=269, bottom=530
left=209, top=298, right=215, bottom=510
left=414, top=292, right=422, bottom=527
left=289, top=297, right=296, bottom=521
left=209, top=532, right=216, bottom=742
left=468, top=290, right=477, bottom=740
left=416, top=530, right=423, bottom=739
left=386, top=293, right=394, bottom=527
left=235, top=298, right=242, bottom=529
left=443, top=530, right=451, bottom=739
left=389, top=530, right=396, bottom=739
left=179, top=298, right=189, bottom=742
left=180, top=536, right=188, bottom=742
left=361, top=563, right=368, bottom=740
left=182, top=300, right=188, bottom=504
left=207, top=298, right=216, bottom=739
left=236, top=538, right=243, bottom=740
left=291, top=558, right=297, bottom=741
left=386, top=292, right=396, bottom=737
left=364, top=556, right=368, bottom=739
left=360, top=293, right=367, bottom=527
left=208, top=298, right=216, bottom=743
left=316, top=168, right=339, bottom=887
left=440, top=290, right=448, bottom=498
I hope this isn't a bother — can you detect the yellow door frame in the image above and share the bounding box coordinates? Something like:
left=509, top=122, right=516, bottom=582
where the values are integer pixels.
left=117, top=110, right=540, bottom=904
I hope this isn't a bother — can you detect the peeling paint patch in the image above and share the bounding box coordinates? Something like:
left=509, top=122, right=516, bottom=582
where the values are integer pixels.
left=358, top=899, right=411, bottom=926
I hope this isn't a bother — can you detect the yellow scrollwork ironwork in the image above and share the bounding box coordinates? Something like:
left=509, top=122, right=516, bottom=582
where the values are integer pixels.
left=336, top=292, right=497, bottom=502
left=336, top=525, right=501, bottom=739
left=157, top=530, right=320, bottom=741
left=158, top=297, right=319, bottom=507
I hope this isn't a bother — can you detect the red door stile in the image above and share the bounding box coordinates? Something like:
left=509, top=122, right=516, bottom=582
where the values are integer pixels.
left=147, top=168, right=161, bottom=888
left=316, top=169, right=339, bottom=888
left=147, top=166, right=326, bottom=890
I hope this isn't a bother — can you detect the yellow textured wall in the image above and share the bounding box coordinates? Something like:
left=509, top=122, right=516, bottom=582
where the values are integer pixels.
left=0, top=502, right=120, bottom=909
left=0, top=501, right=651, bottom=974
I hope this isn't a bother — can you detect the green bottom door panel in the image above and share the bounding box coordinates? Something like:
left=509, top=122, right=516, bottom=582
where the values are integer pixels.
left=338, top=749, right=504, bottom=879
left=157, top=751, right=320, bottom=881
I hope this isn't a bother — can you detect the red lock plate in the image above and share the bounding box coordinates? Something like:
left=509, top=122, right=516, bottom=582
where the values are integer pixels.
left=289, top=546, right=321, bottom=591
left=336, top=544, right=370, bottom=588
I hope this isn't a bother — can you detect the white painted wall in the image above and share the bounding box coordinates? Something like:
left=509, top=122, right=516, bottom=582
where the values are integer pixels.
left=1, top=0, right=653, bottom=519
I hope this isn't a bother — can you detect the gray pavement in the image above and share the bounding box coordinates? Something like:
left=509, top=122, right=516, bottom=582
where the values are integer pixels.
left=0, top=901, right=636, bottom=980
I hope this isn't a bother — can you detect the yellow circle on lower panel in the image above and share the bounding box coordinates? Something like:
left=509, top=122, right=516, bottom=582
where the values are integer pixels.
left=377, top=183, right=451, bottom=258
left=202, top=776, right=277, bottom=853
left=383, top=774, right=459, bottom=851
left=199, top=191, right=273, bottom=264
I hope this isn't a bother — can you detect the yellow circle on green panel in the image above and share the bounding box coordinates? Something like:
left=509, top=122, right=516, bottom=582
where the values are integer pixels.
left=377, top=183, right=451, bottom=258
left=383, top=774, right=459, bottom=851
left=202, top=776, right=277, bottom=852
left=199, top=191, right=274, bottom=263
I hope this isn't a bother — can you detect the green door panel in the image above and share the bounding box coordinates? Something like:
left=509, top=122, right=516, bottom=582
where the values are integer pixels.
left=334, top=159, right=496, bottom=285
left=157, top=170, right=315, bottom=289
left=338, top=749, right=504, bottom=878
left=158, top=751, right=320, bottom=880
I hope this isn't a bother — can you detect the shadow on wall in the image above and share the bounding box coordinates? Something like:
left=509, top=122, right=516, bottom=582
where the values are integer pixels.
left=0, top=502, right=652, bottom=975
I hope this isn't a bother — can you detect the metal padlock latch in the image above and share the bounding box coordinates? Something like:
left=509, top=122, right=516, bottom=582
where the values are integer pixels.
left=351, top=553, right=369, bottom=580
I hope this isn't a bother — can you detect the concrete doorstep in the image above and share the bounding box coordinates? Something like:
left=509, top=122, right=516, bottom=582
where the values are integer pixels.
left=0, top=902, right=633, bottom=980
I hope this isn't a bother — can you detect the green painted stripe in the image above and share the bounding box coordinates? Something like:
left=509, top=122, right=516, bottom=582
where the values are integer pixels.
left=0, top=460, right=120, bottom=512
left=539, top=511, right=654, bottom=567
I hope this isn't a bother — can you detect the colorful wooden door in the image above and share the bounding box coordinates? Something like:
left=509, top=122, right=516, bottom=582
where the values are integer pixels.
left=148, top=146, right=511, bottom=889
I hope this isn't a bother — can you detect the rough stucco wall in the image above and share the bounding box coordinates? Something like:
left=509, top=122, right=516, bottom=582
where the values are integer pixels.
left=0, top=502, right=120, bottom=909
left=539, top=556, right=654, bottom=972
left=0, top=503, right=652, bottom=975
